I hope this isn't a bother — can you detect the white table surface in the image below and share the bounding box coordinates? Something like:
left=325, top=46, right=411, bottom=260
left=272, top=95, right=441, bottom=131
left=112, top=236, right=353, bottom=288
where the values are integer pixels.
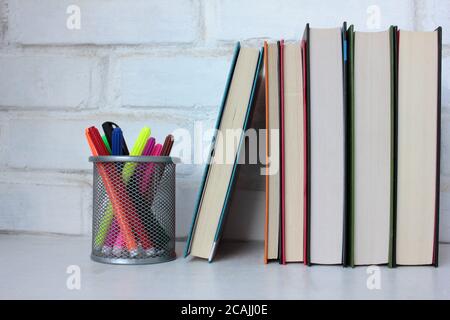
left=0, top=233, right=449, bottom=299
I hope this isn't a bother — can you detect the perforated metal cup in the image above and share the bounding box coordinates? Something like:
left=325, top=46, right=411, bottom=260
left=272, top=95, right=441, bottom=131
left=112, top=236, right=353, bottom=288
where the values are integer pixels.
left=89, top=156, right=178, bottom=265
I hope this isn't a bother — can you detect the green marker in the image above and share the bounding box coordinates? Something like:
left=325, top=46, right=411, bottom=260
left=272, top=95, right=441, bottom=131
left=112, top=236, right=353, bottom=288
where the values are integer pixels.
left=122, top=127, right=151, bottom=183
left=102, top=135, right=112, bottom=154
left=94, top=203, right=114, bottom=250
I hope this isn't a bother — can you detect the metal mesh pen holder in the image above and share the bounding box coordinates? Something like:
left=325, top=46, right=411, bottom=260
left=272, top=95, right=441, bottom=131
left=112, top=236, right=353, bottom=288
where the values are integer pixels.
left=89, top=156, right=177, bottom=265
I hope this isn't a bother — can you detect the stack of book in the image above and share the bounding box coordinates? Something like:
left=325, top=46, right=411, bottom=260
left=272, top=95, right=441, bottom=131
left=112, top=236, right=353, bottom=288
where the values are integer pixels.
left=184, top=23, right=442, bottom=267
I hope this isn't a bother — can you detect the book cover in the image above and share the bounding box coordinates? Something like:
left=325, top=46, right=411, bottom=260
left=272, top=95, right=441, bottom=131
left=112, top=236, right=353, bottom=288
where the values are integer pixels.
left=209, top=48, right=264, bottom=262
left=389, top=25, right=398, bottom=268
left=347, top=25, right=397, bottom=267
left=184, top=43, right=241, bottom=258
left=264, top=41, right=282, bottom=264
left=279, top=40, right=286, bottom=264
left=395, top=28, right=441, bottom=266
left=434, top=26, right=442, bottom=267
left=264, top=41, right=269, bottom=264
left=341, top=21, right=349, bottom=268
left=307, top=25, right=345, bottom=265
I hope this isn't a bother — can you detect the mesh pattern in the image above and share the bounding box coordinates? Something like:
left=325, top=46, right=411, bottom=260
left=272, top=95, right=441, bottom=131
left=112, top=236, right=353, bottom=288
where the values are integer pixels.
left=91, top=159, right=176, bottom=264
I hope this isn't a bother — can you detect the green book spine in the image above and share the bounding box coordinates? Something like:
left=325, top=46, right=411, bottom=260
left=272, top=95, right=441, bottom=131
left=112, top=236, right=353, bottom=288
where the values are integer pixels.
left=388, top=26, right=398, bottom=268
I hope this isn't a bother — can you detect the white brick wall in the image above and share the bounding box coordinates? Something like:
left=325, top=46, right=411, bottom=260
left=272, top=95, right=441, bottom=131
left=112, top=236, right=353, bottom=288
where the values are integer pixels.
left=0, top=0, right=449, bottom=242
left=0, top=55, right=103, bottom=109
left=207, top=0, right=415, bottom=41
left=441, top=113, right=450, bottom=176
left=440, top=176, right=450, bottom=244
left=0, top=1, right=6, bottom=42
left=443, top=54, right=450, bottom=108
left=6, top=0, right=200, bottom=45
left=120, top=55, right=230, bottom=107
left=0, top=171, right=91, bottom=234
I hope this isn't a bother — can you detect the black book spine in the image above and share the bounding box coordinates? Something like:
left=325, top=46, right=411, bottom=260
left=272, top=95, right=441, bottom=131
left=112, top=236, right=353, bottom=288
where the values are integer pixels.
left=434, top=26, right=442, bottom=268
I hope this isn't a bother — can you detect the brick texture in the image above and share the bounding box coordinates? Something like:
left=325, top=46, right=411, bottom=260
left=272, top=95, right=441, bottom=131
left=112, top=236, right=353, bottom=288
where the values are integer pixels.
left=6, top=0, right=199, bottom=45
left=206, top=0, right=414, bottom=41
left=120, top=55, right=230, bottom=107
left=0, top=55, right=103, bottom=109
left=0, top=172, right=91, bottom=234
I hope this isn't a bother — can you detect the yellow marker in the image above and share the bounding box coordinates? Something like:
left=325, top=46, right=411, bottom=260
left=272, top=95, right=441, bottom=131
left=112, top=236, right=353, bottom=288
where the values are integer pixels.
left=122, top=127, right=151, bottom=183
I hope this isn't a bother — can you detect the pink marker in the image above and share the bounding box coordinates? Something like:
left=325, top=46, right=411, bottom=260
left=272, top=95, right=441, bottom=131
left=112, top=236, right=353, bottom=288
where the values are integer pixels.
left=102, top=218, right=119, bottom=255
left=134, top=137, right=156, bottom=183
left=112, top=232, right=126, bottom=256
left=142, top=137, right=156, bottom=156
left=140, top=144, right=162, bottom=194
